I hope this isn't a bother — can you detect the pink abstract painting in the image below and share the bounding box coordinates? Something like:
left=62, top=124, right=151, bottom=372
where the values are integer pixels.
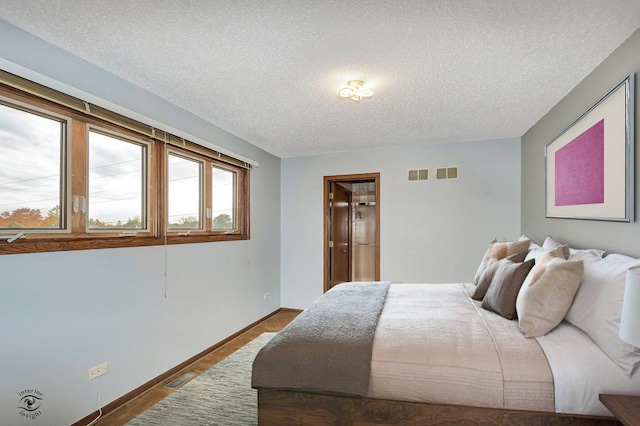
left=555, top=119, right=605, bottom=206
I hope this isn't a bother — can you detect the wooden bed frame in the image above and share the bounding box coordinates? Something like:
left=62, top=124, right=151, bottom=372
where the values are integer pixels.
left=257, top=389, right=619, bottom=425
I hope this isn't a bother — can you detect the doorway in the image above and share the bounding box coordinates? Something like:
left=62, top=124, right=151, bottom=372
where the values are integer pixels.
left=324, top=173, right=380, bottom=292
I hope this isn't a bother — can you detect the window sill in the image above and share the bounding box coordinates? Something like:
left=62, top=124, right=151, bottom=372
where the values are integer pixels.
left=0, top=233, right=249, bottom=255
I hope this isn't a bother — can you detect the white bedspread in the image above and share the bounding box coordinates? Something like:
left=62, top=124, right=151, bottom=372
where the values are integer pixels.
left=368, top=283, right=554, bottom=411
left=536, top=321, right=640, bottom=416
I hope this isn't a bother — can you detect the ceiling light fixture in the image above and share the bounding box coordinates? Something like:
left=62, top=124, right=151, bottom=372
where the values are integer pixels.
left=337, top=80, right=373, bottom=102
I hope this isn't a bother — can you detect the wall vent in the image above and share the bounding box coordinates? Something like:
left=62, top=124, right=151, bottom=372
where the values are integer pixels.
left=165, top=371, right=197, bottom=389
left=408, top=168, right=429, bottom=181
left=435, top=166, right=459, bottom=181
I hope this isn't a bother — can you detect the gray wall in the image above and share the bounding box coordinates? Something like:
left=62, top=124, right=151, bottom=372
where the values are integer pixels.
left=281, top=138, right=521, bottom=309
left=522, top=29, right=640, bottom=257
left=0, top=21, right=281, bottom=426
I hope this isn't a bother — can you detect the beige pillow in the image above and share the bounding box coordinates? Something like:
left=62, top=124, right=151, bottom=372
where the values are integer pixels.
left=472, top=251, right=527, bottom=300
left=474, top=239, right=530, bottom=284
left=481, top=259, right=535, bottom=319
left=524, top=245, right=568, bottom=285
left=516, top=256, right=584, bottom=338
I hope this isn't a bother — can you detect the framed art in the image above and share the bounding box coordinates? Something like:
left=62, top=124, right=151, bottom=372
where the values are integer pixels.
left=545, top=74, right=635, bottom=222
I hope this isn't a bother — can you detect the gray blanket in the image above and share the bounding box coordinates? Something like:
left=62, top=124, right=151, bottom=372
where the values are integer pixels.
left=251, top=282, right=391, bottom=396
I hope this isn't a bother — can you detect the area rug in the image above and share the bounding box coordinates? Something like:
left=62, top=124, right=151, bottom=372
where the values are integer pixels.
left=127, top=332, right=275, bottom=426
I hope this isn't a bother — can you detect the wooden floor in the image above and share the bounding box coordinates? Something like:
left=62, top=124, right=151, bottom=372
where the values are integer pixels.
left=92, top=310, right=299, bottom=426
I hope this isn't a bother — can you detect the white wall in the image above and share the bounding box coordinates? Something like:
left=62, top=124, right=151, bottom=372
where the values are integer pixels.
left=281, top=138, right=521, bottom=309
left=0, top=21, right=280, bottom=426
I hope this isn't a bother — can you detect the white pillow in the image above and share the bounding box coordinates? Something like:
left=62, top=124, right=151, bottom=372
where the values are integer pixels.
left=516, top=256, right=583, bottom=338
left=520, top=234, right=541, bottom=251
left=525, top=239, right=569, bottom=263
left=569, top=247, right=604, bottom=260
left=565, top=253, right=640, bottom=377
left=542, top=236, right=605, bottom=260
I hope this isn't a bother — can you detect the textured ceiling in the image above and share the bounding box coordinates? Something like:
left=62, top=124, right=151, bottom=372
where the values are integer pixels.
left=1, top=1, right=639, bottom=158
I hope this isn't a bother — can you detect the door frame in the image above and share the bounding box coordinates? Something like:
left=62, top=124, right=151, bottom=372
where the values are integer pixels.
left=323, top=172, right=380, bottom=293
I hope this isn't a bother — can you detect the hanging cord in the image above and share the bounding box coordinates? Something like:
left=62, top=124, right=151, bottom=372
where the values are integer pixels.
left=163, top=131, right=169, bottom=298
left=85, top=384, right=102, bottom=426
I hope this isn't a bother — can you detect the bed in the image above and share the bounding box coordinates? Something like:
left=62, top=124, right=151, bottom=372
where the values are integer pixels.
left=252, top=238, right=640, bottom=425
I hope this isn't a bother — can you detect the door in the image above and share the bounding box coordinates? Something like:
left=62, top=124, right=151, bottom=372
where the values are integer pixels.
left=324, top=173, right=380, bottom=293
left=329, top=182, right=350, bottom=289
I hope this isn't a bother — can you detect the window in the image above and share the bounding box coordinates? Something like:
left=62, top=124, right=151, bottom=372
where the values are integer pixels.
left=211, top=165, right=236, bottom=230
left=0, top=100, right=68, bottom=231
left=88, top=128, right=149, bottom=231
left=0, top=77, right=250, bottom=255
left=167, top=152, right=203, bottom=230
left=166, top=148, right=247, bottom=235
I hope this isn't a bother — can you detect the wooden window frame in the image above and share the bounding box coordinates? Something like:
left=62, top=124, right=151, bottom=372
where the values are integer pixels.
left=0, top=93, right=71, bottom=235
left=164, top=145, right=249, bottom=239
left=0, top=83, right=250, bottom=255
left=85, top=125, right=153, bottom=236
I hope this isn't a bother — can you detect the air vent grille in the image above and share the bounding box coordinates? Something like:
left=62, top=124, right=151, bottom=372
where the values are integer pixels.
left=408, top=168, right=429, bottom=181
left=436, top=166, right=459, bottom=181
left=165, top=371, right=197, bottom=389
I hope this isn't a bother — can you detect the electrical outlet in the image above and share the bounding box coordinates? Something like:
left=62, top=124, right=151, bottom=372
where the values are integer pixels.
left=89, top=362, right=108, bottom=380
left=264, top=292, right=270, bottom=300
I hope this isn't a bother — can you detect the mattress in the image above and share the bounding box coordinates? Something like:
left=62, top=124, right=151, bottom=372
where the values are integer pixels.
left=368, top=283, right=554, bottom=411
